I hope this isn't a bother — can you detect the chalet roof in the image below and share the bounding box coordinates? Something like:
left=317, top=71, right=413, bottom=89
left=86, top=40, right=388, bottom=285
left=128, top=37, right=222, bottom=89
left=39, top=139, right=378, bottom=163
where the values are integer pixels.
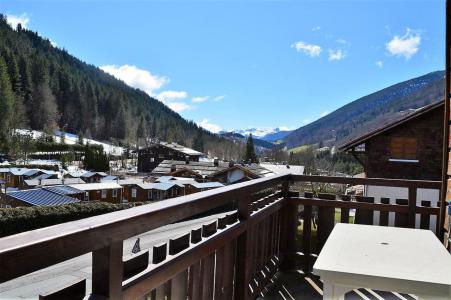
left=101, top=175, right=118, bottom=182
left=44, top=185, right=85, bottom=195
left=137, top=182, right=179, bottom=191
left=24, top=178, right=85, bottom=187
left=153, top=160, right=274, bottom=178
left=7, top=188, right=80, bottom=206
left=140, top=142, right=204, bottom=157
left=153, top=160, right=230, bottom=177
left=187, top=182, right=225, bottom=189
left=68, top=171, right=108, bottom=178
left=68, top=182, right=122, bottom=191
left=339, top=100, right=444, bottom=152
left=31, top=173, right=54, bottom=180
left=259, top=163, right=305, bottom=176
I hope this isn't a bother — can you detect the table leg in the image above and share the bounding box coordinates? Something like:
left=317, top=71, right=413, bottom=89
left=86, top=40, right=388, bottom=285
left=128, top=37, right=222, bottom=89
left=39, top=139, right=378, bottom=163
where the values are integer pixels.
left=322, top=282, right=348, bottom=300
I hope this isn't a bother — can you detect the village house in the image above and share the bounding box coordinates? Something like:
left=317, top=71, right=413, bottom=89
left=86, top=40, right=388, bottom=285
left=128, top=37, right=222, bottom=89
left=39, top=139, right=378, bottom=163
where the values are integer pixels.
left=66, top=171, right=109, bottom=183
left=129, top=182, right=184, bottom=203
left=339, top=100, right=444, bottom=229
left=68, top=182, right=123, bottom=203
left=0, top=187, right=81, bottom=208
left=0, top=168, right=59, bottom=189
left=137, top=141, right=204, bottom=173
left=152, top=159, right=274, bottom=184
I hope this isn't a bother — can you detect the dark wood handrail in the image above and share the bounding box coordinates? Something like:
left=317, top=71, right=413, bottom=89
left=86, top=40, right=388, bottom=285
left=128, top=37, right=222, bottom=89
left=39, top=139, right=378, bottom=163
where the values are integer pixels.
left=290, top=174, right=442, bottom=189
left=0, top=173, right=288, bottom=283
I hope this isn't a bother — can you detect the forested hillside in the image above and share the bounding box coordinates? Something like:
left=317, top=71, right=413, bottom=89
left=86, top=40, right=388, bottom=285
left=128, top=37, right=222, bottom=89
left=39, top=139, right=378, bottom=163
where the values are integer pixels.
left=0, top=15, right=243, bottom=160
left=284, top=71, right=444, bottom=148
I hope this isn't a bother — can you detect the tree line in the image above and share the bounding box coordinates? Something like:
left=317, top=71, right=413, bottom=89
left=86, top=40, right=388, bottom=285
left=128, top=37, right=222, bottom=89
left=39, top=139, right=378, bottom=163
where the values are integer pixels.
left=0, top=14, right=244, bottom=161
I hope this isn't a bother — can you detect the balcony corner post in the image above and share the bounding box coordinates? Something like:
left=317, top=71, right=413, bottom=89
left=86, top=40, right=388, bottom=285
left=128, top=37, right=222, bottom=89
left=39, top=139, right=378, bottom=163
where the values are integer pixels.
left=234, top=191, right=252, bottom=300
left=280, top=179, right=298, bottom=272
left=92, top=241, right=124, bottom=300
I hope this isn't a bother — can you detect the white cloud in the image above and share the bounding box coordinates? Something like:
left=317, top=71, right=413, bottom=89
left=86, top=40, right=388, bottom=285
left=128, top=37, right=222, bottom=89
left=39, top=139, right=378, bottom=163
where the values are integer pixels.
left=328, top=49, right=346, bottom=61
left=320, top=110, right=329, bottom=117
left=386, top=28, right=421, bottom=60
left=291, top=41, right=322, bottom=57
left=336, top=39, right=348, bottom=44
left=157, top=90, right=188, bottom=102
left=6, top=13, right=30, bottom=29
left=376, top=60, right=383, bottom=68
left=279, top=126, right=294, bottom=131
left=168, top=102, right=191, bottom=113
left=213, top=95, right=226, bottom=102
left=49, top=39, right=57, bottom=47
left=100, top=64, right=168, bottom=96
left=192, top=96, right=209, bottom=103
left=198, top=119, right=221, bottom=133
left=312, top=26, right=321, bottom=32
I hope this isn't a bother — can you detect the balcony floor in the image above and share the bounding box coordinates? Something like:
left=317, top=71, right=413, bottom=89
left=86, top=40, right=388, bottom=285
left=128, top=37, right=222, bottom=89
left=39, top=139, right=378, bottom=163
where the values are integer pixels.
left=261, top=271, right=419, bottom=300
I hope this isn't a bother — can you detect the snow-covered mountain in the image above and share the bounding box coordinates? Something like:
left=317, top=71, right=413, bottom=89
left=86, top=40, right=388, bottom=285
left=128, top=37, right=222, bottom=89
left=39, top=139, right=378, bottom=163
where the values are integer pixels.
left=226, top=128, right=293, bottom=142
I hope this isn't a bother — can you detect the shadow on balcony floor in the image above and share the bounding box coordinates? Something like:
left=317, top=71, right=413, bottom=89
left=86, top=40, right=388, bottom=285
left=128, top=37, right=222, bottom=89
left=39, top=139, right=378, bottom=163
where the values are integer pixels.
left=260, top=271, right=418, bottom=300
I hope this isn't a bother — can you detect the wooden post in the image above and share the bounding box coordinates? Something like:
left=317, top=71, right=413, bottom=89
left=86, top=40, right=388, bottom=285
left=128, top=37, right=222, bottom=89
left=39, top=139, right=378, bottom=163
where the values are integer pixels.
left=280, top=180, right=297, bottom=272
left=234, top=190, right=253, bottom=300
left=408, top=187, right=417, bottom=228
left=302, top=204, right=312, bottom=272
left=92, top=241, right=124, bottom=299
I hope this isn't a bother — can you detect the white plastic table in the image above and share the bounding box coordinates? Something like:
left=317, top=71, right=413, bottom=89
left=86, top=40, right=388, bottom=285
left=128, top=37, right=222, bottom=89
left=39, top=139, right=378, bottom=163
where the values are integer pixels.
left=313, top=223, right=451, bottom=300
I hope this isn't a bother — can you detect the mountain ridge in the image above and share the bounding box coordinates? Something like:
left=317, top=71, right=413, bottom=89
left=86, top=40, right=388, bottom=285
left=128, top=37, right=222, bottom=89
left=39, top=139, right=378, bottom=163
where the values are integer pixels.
left=283, top=70, right=444, bottom=149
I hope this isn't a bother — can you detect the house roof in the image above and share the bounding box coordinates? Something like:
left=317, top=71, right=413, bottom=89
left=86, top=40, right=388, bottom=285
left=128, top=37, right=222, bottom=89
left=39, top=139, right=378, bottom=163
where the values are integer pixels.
left=260, top=163, right=305, bottom=175
left=137, top=182, right=178, bottom=191
left=140, top=142, right=204, bottom=157
left=44, top=185, right=84, bottom=195
left=24, top=178, right=85, bottom=187
left=68, top=182, right=122, bottom=191
left=7, top=189, right=80, bottom=206
left=339, top=100, right=444, bottom=152
left=101, top=175, right=118, bottom=182
left=187, top=182, right=225, bottom=189
left=68, top=171, right=108, bottom=178
left=152, top=160, right=273, bottom=178
left=32, top=173, right=54, bottom=180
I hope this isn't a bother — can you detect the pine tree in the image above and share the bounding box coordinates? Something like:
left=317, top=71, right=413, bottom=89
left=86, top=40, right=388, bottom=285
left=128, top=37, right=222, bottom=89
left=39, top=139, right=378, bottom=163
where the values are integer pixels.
left=0, top=57, right=14, bottom=153
left=244, top=134, right=258, bottom=163
left=192, top=130, right=204, bottom=153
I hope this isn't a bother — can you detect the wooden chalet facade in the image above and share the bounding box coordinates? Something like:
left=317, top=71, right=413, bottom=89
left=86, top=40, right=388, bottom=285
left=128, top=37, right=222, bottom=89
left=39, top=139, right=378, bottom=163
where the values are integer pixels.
left=340, top=100, right=444, bottom=181
left=0, top=168, right=59, bottom=189
left=68, top=182, right=123, bottom=203
left=137, top=142, right=204, bottom=173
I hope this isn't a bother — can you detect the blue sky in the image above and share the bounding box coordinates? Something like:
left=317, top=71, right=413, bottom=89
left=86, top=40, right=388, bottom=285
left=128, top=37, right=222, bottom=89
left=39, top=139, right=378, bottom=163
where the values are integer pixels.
left=1, top=0, right=445, bottom=133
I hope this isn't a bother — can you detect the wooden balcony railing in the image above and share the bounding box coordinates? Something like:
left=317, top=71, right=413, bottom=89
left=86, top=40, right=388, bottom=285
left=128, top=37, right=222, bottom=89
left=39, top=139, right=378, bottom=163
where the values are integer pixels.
left=0, top=174, right=444, bottom=300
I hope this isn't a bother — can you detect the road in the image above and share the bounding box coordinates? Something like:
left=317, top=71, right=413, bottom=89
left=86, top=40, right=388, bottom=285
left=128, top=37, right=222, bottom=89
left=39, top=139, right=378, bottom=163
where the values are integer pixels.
left=0, top=212, right=229, bottom=299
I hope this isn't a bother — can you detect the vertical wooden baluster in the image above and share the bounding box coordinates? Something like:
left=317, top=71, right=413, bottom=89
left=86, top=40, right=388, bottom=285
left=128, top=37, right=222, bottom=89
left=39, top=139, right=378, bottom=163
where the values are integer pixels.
left=316, top=193, right=335, bottom=253
left=235, top=190, right=253, bottom=300
left=201, top=221, right=217, bottom=300
left=408, top=187, right=417, bottom=228
left=188, top=228, right=202, bottom=300
left=280, top=181, right=297, bottom=271
left=355, top=196, right=375, bottom=225
left=395, top=199, right=409, bottom=228
left=340, top=195, right=350, bottom=223
left=168, top=234, right=190, bottom=300
left=420, top=200, right=431, bottom=230
left=302, top=202, right=312, bottom=272
left=91, top=241, right=123, bottom=299
left=151, top=243, right=167, bottom=300
left=379, top=198, right=390, bottom=226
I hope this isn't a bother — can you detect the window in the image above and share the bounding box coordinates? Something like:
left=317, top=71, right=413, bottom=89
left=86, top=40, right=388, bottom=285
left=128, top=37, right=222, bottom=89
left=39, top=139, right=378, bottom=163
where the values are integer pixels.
left=155, top=190, right=160, bottom=200
left=132, top=188, right=137, bottom=198
left=85, top=192, right=89, bottom=201
left=112, top=189, right=118, bottom=197
left=150, top=157, right=155, bottom=162
left=148, top=190, right=152, bottom=199
left=6, top=175, right=10, bottom=182
left=390, top=137, right=418, bottom=161
left=101, top=190, right=107, bottom=198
